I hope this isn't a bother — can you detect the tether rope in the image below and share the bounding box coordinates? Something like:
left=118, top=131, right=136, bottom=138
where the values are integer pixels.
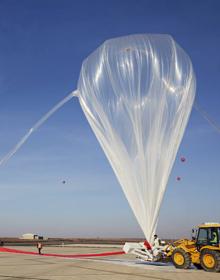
left=0, top=247, right=125, bottom=258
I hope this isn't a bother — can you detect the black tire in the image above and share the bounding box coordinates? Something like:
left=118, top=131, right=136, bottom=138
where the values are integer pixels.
left=172, top=248, right=191, bottom=269
left=200, top=249, right=220, bottom=272
left=194, top=263, right=203, bottom=270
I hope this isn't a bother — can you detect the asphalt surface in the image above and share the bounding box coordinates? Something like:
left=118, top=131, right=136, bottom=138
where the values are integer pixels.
left=0, top=246, right=219, bottom=280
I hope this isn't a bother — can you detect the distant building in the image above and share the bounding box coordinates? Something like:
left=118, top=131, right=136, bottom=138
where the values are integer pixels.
left=20, top=233, right=45, bottom=240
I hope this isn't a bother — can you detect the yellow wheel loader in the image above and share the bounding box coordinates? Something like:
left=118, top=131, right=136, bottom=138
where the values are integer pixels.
left=168, top=223, right=220, bottom=272
left=123, top=223, right=220, bottom=272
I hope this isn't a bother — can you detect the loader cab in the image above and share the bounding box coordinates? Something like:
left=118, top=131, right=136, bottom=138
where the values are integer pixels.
left=196, top=224, right=220, bottom=248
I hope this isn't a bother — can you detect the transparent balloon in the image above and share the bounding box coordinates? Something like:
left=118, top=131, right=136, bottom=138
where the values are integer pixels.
left=0, top=34, right=196, bottom=242
left=76, top=34, right=196, bottom=242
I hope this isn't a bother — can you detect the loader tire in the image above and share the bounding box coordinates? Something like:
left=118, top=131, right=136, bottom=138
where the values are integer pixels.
left=172, top=248, right=191, bottom=269
left=200, top=249, right=220, bottom=272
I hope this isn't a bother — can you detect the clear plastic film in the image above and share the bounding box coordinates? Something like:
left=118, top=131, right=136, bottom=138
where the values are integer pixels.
left=77, top=34, right=196, bottom=242
left=0, top=34, right=196, bottom=242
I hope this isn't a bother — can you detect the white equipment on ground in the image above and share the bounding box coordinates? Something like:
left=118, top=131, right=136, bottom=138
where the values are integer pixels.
left=123, top=241, right=169, bottom=262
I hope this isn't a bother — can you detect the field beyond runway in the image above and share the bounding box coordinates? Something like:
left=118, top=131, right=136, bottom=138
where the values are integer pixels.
left=0, top=245, right=219, bottom=280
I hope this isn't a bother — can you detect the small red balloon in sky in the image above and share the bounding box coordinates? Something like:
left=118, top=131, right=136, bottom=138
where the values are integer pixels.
left=180, top=157, right=186, bottom=162
left=176, top=176, right=181, bottom=181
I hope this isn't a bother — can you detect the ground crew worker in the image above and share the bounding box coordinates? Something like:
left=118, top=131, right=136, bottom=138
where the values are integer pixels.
left=37, top=242, right=43, bottom=254
left=153, top=234, right=160, bottom=248
left=210, top=231, right=218, bottom=244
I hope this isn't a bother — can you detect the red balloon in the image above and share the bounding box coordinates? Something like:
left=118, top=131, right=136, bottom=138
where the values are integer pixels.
left=180, top=157, right=186, bottom=162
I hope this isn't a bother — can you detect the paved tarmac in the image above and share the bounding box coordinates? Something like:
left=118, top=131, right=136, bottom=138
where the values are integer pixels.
left=0, top=246, right=219, bottom=280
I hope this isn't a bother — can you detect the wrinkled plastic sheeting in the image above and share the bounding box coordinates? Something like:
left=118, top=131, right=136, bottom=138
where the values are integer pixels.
left=76, top=34, right=196, bottom=242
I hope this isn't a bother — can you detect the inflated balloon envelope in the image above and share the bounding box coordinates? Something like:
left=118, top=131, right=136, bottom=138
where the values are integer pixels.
left=0, top=34, right=196, bottom=242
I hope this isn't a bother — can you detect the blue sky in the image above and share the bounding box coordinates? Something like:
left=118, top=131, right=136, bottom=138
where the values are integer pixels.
left=0, top=0, right=220, bottom=239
